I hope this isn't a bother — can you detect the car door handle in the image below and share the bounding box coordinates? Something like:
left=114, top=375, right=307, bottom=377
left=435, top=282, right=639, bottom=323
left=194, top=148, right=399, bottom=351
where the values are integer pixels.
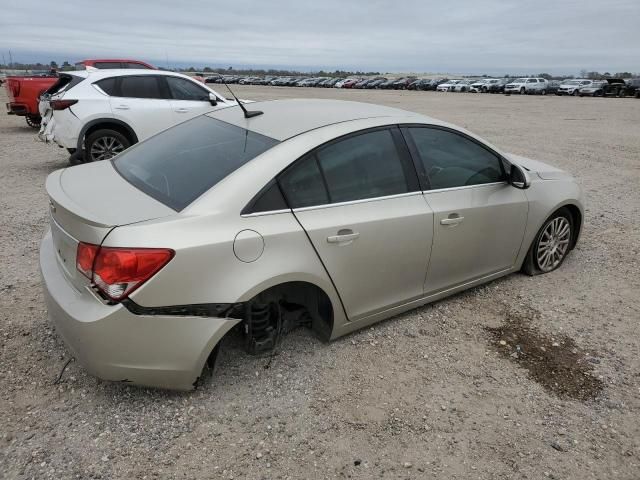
left=440, top=215, right=464, bottom=226
left=115, top=105, right=130, bottom=110
left=327, top=230, right=360, bottom=244
left=175, top=108, right=189, bottom=113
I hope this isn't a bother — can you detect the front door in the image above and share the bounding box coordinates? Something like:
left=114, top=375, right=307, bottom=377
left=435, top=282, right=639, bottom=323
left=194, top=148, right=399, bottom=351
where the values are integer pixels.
left=278, top=128, right=434, bottom=321
left=402, top=126, right=528, bottom=294
left=165, top=76, right=220, bottom=123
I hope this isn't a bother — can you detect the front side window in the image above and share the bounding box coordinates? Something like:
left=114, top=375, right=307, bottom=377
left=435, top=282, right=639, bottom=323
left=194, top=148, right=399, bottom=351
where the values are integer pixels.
left=406, top=127, right=504, bottom=189
left=315, top=129, right=410, bottom=203
left=119, top=76, right=164, bottom=99
left=113, top=116, right=279, bottom=211
left=166, top=77, right=209, bottom=101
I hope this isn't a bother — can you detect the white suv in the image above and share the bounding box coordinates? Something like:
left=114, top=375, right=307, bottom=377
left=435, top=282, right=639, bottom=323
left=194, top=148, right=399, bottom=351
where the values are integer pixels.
left=556, top=79, right=593, bottom=96
left=504, top=78, right=549, bottom=95
left=38, top=70, right=233, bottom=163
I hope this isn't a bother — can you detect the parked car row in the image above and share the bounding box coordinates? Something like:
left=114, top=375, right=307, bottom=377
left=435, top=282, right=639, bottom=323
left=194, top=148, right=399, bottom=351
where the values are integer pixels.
left=203, top=74, right=640, bottom=97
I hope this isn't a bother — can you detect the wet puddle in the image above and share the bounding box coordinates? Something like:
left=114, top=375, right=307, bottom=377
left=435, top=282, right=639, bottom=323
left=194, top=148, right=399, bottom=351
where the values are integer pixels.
left=486, top=313, right=603, bottom=401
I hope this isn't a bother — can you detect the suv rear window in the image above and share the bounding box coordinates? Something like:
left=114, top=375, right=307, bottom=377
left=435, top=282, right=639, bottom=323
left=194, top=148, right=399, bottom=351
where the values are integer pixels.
left=113, top=116, right=279, bottom=211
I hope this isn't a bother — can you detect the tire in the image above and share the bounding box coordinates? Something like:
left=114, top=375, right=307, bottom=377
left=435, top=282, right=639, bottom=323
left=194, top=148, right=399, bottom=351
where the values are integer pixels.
left=25, top=115, right=41, bottom=129
left=520, top=87, right=526, bottom=95
left=522, top=208, right=574, bottom=276
left=541, top=89, right=547, bottom=95
left=618, top=89, right=626, bottom=98
left=482, top=87, right=487, bottom=93
left=573, top=89, right=579, bottom=96
left=84, top=129, right=131, bottom=162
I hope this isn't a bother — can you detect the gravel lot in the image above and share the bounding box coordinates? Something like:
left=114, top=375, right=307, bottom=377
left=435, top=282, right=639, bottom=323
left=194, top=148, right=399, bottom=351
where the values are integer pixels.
left=1, top=86, right=639, bottom=480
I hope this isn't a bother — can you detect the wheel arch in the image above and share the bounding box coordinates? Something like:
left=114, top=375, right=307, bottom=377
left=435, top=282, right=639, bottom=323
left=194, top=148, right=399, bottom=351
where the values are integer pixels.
left=77, top=118, right=139, bottom=152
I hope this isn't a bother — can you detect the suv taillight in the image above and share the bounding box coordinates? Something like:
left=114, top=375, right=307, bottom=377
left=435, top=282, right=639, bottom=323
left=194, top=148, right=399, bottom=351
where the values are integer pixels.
left=76, top=242, right=174, bottom=301
left=51, top=99, right=78, bottom=110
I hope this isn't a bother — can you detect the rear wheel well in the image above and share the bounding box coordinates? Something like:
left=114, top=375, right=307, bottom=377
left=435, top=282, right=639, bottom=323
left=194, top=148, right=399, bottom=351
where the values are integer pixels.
left=246, top=281, right=334, bottom=342
left=83, top=122, right=137, bottom=149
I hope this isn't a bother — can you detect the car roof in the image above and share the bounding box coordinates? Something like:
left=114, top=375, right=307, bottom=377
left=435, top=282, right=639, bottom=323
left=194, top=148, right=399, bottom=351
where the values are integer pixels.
left=206, top=99, right=429, bottom=141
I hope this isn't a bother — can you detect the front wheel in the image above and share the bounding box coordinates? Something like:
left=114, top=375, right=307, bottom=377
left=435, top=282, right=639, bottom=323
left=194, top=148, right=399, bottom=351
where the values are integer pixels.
left=522, top=208, right=574, bottom=275
left=573, top=89, right=579, bottom=96
left=520, top=87, right=526, bottom=95
left=84, top=129, right=131, bottom=162
left=541, top=89, right=547, bottom=95
left=25, top=114, right=41, bottom=129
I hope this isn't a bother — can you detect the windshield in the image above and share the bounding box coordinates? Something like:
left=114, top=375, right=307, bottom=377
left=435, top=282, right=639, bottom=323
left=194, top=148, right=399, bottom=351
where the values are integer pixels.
left=564, top=80, right=581, bottom=85
left=513, top=78, right=526, bottom=83
left=113, top=115, right=279, bottom=211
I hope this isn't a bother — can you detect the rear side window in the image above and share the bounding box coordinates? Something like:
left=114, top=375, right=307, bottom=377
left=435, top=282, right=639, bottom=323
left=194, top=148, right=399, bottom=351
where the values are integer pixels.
left=93, top=62, right=122, bottom=69
left=45, top=75, right=83, bottom=95
left=119, top=76, right=164, bottom=99
left=113, top=116, right=279, bottom=211
left=315, top=129, right=410, bottom=203
left=167, top=77, right=209, bottom=101
left=124, top=62, right=151, bottom=69
left=95, top=77, right=118, bottom=96
left=407, top=127, right=504, bottom=189
left=279, top=155, right=329, bottom=208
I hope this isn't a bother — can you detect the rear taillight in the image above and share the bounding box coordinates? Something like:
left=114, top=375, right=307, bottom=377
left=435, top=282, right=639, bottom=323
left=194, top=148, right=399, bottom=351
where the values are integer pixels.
left=76, top=243, right=174, bottom=301
left=50, top=99, right=78, bottom=110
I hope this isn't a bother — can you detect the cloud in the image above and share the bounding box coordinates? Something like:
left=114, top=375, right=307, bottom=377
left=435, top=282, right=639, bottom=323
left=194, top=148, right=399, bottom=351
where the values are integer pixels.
left=1, top=0, right=638, bottom=74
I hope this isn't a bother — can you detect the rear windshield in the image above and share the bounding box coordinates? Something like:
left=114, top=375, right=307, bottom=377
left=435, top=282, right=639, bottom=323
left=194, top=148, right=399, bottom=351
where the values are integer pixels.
left=112, top=115, right=279, bottom=211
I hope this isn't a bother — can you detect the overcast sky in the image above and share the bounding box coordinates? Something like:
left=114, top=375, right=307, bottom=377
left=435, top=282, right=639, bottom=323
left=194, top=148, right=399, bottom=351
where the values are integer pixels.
left=1, top=0, right=638, bottom=74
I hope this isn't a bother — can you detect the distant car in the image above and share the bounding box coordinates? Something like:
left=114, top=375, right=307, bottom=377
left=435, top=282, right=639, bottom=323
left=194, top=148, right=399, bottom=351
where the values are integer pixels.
left=391, top=77, right=416, bottom=90
left=470, top=78, right=502, bottom=93
left=545, top=80, right=561, bottom=95
left=452, top=80, right=473, bottom=92
left=504, top=78, right=549, bottom=95
left=365, top=78, right=388, bottom=89
left=556, top=79, right=593, bottom=96
left=40, top=98, right=584, bottom=390
left=622, top=78, right=640, bottom=98
left=407, top=79, right=431, bottom=91
left=578, top=79, right=626, bottom=97
left=485, top=78, right=511, bottom=93
left=377, top=79, right=397, bottom=89
left=436, top=80, right=461, bottom=92
left=38, top=69, right=233, bottom=163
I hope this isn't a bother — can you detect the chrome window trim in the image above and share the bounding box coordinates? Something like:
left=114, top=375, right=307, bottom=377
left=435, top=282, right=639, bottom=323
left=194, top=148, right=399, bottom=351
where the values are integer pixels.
left=291, top=191, right=424, bottom=213
left=421, top=181, right=508, bottom=194
left=240, top=208, right=292, bottom=218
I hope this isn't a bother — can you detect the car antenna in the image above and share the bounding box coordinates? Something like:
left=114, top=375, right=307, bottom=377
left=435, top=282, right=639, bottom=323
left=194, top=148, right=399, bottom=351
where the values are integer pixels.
left=220, top=76, right=263, bottom=119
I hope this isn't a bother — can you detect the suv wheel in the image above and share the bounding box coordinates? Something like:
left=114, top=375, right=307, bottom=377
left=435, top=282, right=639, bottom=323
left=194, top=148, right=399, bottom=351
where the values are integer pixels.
left=573, top=89, right=579, bottom=96
left=85, top=129, right=130, bottom=162
left=520, top=87, right=526, bottom=95
left=541, top=89, right=547, bottom=95
left=25, top=114, right=41, bottom=129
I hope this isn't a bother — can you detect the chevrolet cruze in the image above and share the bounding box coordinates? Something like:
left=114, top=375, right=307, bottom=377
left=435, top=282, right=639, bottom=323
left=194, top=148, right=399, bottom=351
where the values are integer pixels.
left=40, top=99, right=584, bottom=390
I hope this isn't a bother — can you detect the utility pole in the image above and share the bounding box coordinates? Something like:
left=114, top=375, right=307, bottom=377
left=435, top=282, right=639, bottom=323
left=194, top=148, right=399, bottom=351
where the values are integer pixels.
left=9, top=50, right=13, bottom=67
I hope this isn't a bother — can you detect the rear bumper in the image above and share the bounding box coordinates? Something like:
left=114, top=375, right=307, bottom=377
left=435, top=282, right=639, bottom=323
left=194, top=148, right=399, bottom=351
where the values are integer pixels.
left=40, top=231, right=240, bottom=390
left=6, top=102, right=28, bottom=116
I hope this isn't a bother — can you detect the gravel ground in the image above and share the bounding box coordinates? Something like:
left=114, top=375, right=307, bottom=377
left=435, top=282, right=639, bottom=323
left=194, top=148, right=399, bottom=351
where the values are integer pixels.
left=1, top=86, right=639, bottom=480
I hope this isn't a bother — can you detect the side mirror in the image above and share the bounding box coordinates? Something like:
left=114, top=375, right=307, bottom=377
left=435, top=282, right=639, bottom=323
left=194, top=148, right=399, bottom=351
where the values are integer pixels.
left=510, top=164, right=531, bottom=189
left=209, top=92, right=218, bottom=106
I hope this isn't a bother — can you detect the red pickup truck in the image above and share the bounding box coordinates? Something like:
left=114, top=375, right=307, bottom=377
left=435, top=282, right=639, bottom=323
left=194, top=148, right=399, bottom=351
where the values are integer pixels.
left=4, top=59, right=155, bottom=128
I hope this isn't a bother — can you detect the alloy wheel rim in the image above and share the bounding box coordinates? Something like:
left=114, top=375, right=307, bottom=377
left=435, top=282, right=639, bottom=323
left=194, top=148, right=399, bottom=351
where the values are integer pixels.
left=536, top=217, right=571, bottom=272
left=90, top=136, right=125, bottom=161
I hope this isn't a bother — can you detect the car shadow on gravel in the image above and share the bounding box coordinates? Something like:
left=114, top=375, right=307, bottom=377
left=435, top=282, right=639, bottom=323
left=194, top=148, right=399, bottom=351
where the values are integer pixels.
left=485, top=311, right=603, bottom=401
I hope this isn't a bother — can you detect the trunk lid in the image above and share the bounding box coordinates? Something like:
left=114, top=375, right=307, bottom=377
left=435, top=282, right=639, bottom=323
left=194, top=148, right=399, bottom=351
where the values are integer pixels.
left=46, top=161, right=176, bottom=290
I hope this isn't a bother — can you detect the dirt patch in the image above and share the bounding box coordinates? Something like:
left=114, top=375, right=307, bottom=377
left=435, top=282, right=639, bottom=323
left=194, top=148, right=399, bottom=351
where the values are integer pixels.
left=486, top=311, right=604, bottom=401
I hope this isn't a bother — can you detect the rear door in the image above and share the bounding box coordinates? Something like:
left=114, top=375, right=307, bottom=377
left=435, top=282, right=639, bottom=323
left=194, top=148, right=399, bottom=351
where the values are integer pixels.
left=403, top=126, right=528, bottom=294
left=278, top=127, right=434, bottom=321
left=165, top=76, right=218, bottom=122
left=107, top=75, right=174, bottom=141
